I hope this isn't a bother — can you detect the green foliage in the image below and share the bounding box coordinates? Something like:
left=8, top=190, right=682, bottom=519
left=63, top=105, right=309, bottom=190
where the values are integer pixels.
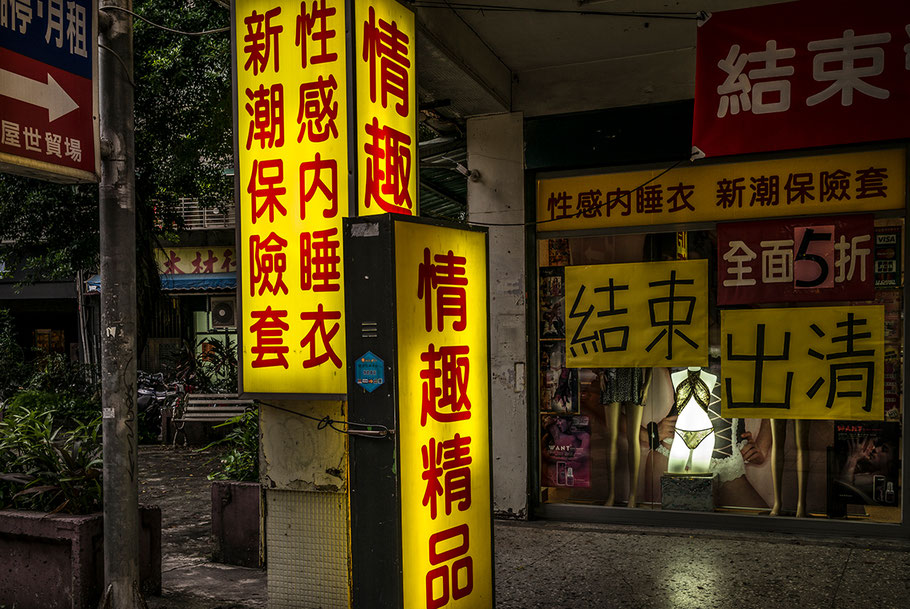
left=0, top=309, right=28, bottom=400
left=25, top=353, right=99, bottom=401
left=202, top=408, right=259, bottom=482
left=0, top=400, right=102, bottom=514
left=195, top=336, right=239, bottom=394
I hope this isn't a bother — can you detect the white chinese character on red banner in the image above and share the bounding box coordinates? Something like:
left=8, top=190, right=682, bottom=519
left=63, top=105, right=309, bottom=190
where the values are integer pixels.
left=722, top=240, right=757, bottom=287
left=760, top=240, right=794, bottom=284
left=834, top=234, right=871, bottom=282
left=807, top=29, right=891, bottom=107
left=716, top=40, right=795, bottom=117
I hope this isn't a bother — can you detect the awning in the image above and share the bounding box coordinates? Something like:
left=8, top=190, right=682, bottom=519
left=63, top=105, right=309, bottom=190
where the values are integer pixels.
left=86, top=272, right=236, bottom=293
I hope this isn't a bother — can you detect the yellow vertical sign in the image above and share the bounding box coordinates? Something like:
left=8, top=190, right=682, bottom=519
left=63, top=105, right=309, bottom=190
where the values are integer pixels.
left=355, top=0, right=418, bottom=216
left=234, top=0, right=348, bottom=394
left=395, top=221, right=492, bottom=609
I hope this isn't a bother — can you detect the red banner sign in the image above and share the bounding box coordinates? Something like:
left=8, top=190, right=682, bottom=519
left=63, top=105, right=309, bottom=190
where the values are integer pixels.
left=717, top=214, right=874, bottom=305
left=693, top=0, right=910, bottom=158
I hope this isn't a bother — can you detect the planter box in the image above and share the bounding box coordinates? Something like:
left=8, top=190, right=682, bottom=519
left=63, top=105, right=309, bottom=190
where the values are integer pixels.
left=0, top=506, right=161, bottom=609
left=211, top=480, right=263, bottom=568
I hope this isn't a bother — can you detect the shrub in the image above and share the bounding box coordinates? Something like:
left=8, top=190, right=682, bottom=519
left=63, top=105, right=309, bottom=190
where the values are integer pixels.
left=202, top=407, right=259, bottom=482
left=0, top=309, right=28, bottom=400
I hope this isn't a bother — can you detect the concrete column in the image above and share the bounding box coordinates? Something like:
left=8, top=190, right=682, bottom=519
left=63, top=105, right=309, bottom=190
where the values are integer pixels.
left=467, top=112, right=528, bottom=519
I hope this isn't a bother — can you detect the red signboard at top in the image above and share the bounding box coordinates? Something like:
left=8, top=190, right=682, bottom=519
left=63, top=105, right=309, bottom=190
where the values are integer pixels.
left=693, top=0, right=910, bottom=158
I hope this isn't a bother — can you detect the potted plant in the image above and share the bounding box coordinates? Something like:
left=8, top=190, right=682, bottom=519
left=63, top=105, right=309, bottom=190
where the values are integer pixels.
left=0, top=351, right=161, bottom=609
left=204, top=407, right=264, bottom=568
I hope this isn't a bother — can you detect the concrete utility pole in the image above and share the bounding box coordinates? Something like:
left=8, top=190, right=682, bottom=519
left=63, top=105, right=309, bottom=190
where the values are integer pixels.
left=98, top=1, right=143, bottom=607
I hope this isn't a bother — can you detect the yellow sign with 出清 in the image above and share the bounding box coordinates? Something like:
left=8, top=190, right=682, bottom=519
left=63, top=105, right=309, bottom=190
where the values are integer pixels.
left=395, top=221, right=493, bottom=609
left=721, top=306, right=884, bottom=420
left=564, top=260, right=709, bottom=368
left=234, top=0, right=349, bottom=395
left=538, top=148, right=906, bottom=231
left=355, top=0, right=418, bottom=217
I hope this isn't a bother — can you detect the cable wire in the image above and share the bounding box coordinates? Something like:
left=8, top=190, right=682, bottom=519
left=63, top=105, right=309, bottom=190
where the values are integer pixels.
left=259, top=401, right=393, bottom=439
left=100, top=5, right=229, bottom=36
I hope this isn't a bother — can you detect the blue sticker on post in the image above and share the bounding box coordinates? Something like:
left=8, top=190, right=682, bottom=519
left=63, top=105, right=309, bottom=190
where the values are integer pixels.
left=355, top=351, right=385, bottom=393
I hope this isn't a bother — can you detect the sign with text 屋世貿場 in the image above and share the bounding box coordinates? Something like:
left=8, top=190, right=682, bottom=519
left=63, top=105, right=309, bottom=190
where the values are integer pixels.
left=537, top=148, right=905, bottom=232
left=355, top=0, right=418, bottom=217
left=233, top=0, right=349, bottom=395
left=564, top=260, right=709, bottom=369
left=721, top=306, right=884, bottom=421
left=0, top=0, right=98, bottom=183
left=395, top=220, right=492, bottom=609
left=693, top=0, right=910, bottom=158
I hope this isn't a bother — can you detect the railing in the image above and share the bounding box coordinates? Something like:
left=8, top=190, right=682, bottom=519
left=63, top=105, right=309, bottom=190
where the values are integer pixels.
left=179, top=198, right=236, bottom=230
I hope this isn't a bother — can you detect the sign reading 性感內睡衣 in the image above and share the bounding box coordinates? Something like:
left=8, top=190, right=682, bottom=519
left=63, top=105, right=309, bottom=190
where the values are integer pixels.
left=233, top=0, right=349, bottom=395
left=717, top=214, right=875, bottom=305
left=537, top=148, right=905, bottom=232
left=721, top=306, right=884, bottom=421
left=564, top=260, right=708, bottom=369
left=0, top=0, right=98, bottom=183
left=693, top=1, right=910, bottom=158
left=394, top=220, right=493, bottom=609
left=355, top=0, right=418, bottom=217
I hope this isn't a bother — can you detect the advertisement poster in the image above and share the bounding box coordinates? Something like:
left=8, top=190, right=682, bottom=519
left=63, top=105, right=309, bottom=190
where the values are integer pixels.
left=540, top=267, right=565, bottom=339
left=830, top=421, right=900, bottom=510
left=541, top=415, right=591, bottom=488
left=540, top=340, right=578, bottom=413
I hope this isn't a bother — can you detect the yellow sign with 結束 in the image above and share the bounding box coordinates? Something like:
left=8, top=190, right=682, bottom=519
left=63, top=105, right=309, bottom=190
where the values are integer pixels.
left=538, top=148, right=906, bottom=231
left=721, top=306, right=884, bottom=420
left=355, top=0, right=418, bottom=217
left=564, top=260, right=709, bottom=368
left=234, top=0, right=349, bottom=395
left=394, top=220, right=493, bottom=609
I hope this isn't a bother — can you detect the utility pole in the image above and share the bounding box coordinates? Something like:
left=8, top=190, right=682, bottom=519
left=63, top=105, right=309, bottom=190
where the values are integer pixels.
left=98, top=1, right=143, bottom=607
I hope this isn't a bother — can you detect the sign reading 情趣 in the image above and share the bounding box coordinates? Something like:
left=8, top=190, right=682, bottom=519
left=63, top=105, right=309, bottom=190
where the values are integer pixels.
left=0, top=0, right=99, bottom=183
left=233, top=0, right=349, bottom=396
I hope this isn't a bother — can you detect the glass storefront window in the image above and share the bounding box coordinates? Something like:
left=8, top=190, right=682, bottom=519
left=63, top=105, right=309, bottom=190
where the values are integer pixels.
left=537, top=220, right=903, bottom=524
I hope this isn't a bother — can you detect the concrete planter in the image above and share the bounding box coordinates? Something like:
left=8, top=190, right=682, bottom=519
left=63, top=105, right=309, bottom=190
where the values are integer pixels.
left=211, top=480, right=264, bottom=568
left=0, top=506, right=161, bottom=609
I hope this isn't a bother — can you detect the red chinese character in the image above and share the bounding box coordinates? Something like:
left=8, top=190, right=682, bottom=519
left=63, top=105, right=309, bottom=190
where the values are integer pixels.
left=666, top=182, right=695, bottom=213
left=421, top=434, right=473, bottom=520
left=362, top=5, right=410, bottom=116
left=785, top=173, right=815, bottom=205
left=363, top=117, right=412, bottom=214
left=163, top=250, right=185, bottom=274
left=245, top=84, right=285, bottom=150
left=547, top=191, right=572, bottom=220
left=606, top=187, right=631, bottom=217
left=575, top=190, right=602, bottom=218
left=418, top=248, right=467, bottom=332
left=420, top=343, right=470, bottom=426
left=636, top=184, right=663, bottom=214
left=300, top=228, right=341, bottom=292
left=426, top=524, right=472, bottom=609
left=300, top=153, right=337, bottom=219
left=296, top=0, right=338, bottom=67
left=250, top=306, right=290, bottom=369
left=191, top=249, right=218, bottom=274
left=243, top=7, right=283, bottom=75
left=250, top=233, right=289, bottom=296
left=820, top=169, right=851, bottom=201
left=220, top=249, right=237, bottom=272
left=248, top=159, right=288, bottom=223
left=300, top=304, right=342, bottom=369
left=298, top=75, right=338, bottom=143
left=855, top=166, right=888, bottom=199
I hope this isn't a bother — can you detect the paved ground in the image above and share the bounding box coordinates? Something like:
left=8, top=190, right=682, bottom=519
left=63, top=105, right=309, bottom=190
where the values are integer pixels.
left=139, top=445, right=910, bottom=609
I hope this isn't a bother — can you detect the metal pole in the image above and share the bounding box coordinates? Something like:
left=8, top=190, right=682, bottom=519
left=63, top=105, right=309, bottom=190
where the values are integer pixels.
left=98, top=1, right=143, bottom=606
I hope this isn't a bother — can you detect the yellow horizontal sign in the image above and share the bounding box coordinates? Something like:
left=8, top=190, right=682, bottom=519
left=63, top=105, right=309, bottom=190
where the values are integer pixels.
left=721, top=306, right=884, bottom=420
left=538, top=148, right=906, bottom=230
left=564, top=260, right=708, bottom=368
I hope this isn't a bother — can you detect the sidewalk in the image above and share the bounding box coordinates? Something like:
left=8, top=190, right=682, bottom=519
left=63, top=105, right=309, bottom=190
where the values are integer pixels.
left=140, top=446, right=910, bottom=609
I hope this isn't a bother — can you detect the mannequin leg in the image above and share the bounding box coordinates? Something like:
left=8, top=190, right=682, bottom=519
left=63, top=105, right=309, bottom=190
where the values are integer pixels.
left=770, top=419, right=787, bottom=516
left=605, top=402, right=620, bottom=506
left=795, top=420, right=810, bottom=518
left=625, top=403, right=643, bottom=508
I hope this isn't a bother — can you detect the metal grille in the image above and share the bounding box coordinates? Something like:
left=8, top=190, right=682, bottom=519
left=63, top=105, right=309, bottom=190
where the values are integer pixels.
left=179, top=198, right=236, bottom=230
left=267, top=489, right=350, bottom=609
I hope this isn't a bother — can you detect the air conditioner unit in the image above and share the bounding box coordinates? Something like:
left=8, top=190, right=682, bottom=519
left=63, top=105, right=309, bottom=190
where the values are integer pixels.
left=211, top=296, right=236, bottom=328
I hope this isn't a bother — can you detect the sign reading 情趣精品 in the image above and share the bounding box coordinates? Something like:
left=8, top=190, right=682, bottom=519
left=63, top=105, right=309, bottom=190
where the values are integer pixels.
left=537, top=148, right=905, bottom=232
left=0, top=0, right=99, bottom=183
left=693, top=1, right=910, bottom=158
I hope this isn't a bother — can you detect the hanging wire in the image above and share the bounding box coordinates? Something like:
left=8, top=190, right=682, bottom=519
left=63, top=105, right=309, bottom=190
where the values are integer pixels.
left=99, top=5, right=229, bottom=36
left=259, top=401, right=393, bottom=439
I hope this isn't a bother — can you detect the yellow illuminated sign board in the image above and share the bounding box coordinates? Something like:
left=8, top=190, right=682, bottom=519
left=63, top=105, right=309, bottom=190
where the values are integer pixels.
left=721, top=306, right=884, bottom=420
left=564, top=261, right=709, bottom=368
left=234, top=0, right=348, bottom=395
left=355, top=0, right=418, bottom=217
left=538, top=148, right=906, bottom=231
left=395, top=221, right=493, bottom=609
